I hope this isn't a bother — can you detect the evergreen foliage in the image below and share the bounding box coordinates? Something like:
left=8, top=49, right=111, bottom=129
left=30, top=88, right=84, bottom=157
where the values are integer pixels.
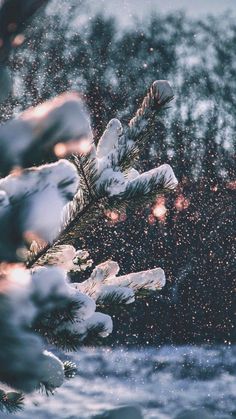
left=0, top=0, right=179, bottom=413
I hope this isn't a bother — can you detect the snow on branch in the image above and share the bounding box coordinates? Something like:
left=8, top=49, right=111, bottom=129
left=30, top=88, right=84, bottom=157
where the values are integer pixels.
left=0, top=75, right=177, bottom=403
left=112, top=80, right=174, bottom=173
left=0, top=92, right=93, bottom=175
left=30, top=244, right=93, bottom=272
left=118, top=163, right=178, bottom=203
left=96, top=118, right=123, bottom=159
left=0, top=160, right=80, bottom=261
left=0, top=263, right=114, bottom=392
left=91, top=81, right=176, bottom=200
left=72, top=259, right=166, bottom=305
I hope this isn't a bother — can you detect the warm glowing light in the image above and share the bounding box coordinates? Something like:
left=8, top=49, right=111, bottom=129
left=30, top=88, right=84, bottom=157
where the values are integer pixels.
left=105, top=210, right=120, bottom=223
left=12, top=34, right=25, bottom=47
left=54, top=138, right=92, bottom=157
left=8, top=266, right=29, bottom=285
left=76, top=139, right=93, bottom=155
left=23, top=231, right=47, bottom=248
left=10, top=166, right=23, bottom=176
left=226, top=180, right=236, bottom=190
left=22, top=92, right=81, bottom=121
left=23, top=101, right=51, bottom=121
left=148, top=214, right=156, bottom=224
left=175, top=194, right=190, bottom=211
left=54, top=143, right=67, bottom=157
left=153, top=204, right=167, bottom=218
left=152, top=196, right=167, bottom=221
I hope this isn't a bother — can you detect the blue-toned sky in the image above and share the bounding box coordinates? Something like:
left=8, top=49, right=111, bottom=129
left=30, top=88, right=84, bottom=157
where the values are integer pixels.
left=88, top=0, right=236, bottom=25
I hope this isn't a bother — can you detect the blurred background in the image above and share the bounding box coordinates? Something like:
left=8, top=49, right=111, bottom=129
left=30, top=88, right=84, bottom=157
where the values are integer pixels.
left=3, top=0, right=235, bottom=417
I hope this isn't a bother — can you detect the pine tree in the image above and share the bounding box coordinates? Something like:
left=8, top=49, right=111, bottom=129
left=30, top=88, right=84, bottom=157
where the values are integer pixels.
left=0, top=0, right=178, bottom=413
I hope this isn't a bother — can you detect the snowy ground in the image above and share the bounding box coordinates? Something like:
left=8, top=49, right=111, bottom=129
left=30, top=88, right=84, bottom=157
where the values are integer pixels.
left=12, top=345, right=236, bottom=419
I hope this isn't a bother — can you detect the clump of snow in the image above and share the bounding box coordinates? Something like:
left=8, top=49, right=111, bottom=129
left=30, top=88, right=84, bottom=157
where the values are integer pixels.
left=0, top=92, right=93, bottom=172
left=0, top=159, right=79, bottom=244
left=108, top=267, right=166, bottom=291
left=31, top=266, right=70, bottom=303
left=68, top=287, right=96, bottom=321
left=126, top=168, right=140, bottom=180
left=40, top=351, right=64, bottom=389
left=74, top=261, right=166, bottom=301
left=6, top=266, right=37, bottom=326
left=75, top=260, right=120, bottom=297
left=126, top=163, right=178, bottom=193
left=57, top=311, right=113, bottom=340
left=152, top=80, right=174, bottom=105
left=35, top=245, right=93, bottom=273
left=96, top=167, right=127, bottom=196
left=96, top=118, right=123, bottom=158
left=22, top=92, right=92, bottom=143
left=83, top=312, right=113, bottom=338
left=0, top=268, right=47, bottom=392
left=91, top=260, right=120, bottom=279
left=0, top=263, right=101, bottom=391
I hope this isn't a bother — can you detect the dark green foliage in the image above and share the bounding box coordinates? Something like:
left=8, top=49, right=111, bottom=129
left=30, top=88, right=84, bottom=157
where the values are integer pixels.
left=33, top=298, right=82, bottom=331
left=44, top=328, right=84, bottom=352
left=96, top=291, right=131, bottom=308
left=72, top=154, right=100, bottom=200
left=0, top=389, right=24, bottom=413
left=81, top=323, right=108, bottom=347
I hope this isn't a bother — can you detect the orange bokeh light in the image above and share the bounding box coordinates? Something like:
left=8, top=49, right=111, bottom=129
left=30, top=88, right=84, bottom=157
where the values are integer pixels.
left=152, top=196, right=167, bottom=222
left=175, top=194, right=190, bottom=211
left=54, top=138, right=93, bottom=157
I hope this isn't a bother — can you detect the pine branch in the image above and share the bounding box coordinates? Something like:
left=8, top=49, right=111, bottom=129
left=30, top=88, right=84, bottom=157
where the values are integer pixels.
left=0, top=389, right=24, bottom=414
left=107, top=176, right=167, bottom=213
left=117, top=80, right=174, bottom=171
left=33, top=298, right=82, bottom=332
left=46, top=328, right=85, bottom=351
left=27, top=81, right=175, bottom=268
left=72, top=154, right=97, bottom=201
left=81, top=323, right=108, bottom=347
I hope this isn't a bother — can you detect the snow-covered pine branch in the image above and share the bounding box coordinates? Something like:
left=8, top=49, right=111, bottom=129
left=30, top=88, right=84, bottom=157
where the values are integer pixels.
left=0, top=15, right=178, bottom=409
left=0, top=265, right=72, bottom=393
left=0, top=262, right=114, bottom=395
left=0, top=243, right=167, bottom=395
left=97, top=81, right=174, bottom=170
left=0, top=92, right=93, bottom=176
left=69, top=258, right=166, bottom=306
left=27, top=80, right=177, bottom=263
left=0, top=159, right=79, bottom=261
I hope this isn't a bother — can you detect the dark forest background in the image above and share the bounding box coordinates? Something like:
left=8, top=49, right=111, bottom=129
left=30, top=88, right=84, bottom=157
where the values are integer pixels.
left=2, top=1, right=235, bottom=345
